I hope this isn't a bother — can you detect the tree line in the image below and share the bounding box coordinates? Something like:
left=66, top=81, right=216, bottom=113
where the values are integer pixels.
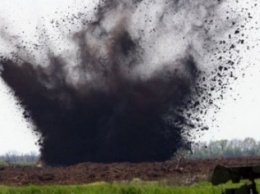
left=0, top=151, right=39, bottom=165
left=187, top=137, right=260, bottom=159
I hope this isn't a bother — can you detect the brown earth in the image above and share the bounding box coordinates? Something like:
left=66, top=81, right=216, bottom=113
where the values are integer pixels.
left=1, top=157, right=260, bottom=186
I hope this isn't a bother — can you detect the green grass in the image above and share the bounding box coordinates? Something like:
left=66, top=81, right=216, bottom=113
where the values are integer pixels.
left=0, top=160, right=36, bottom=167
left=0, top=180, right=259, bottom=194
left=0, top=160, right=8, bottom=167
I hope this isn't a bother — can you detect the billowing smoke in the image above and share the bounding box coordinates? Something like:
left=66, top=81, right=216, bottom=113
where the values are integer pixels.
left=0, top=0, right=250, bottom=165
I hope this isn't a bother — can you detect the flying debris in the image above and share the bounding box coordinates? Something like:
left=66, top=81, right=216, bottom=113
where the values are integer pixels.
left=0, top=0, right=254, bottom=165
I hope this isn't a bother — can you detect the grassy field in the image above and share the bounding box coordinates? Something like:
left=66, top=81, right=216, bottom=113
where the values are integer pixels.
left=0, top=180, right=257, bottom=194
left=0, top=161, right=8, bottom=167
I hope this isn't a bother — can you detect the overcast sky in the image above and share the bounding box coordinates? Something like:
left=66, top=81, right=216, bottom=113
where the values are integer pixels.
left=0, top=0, right=260, bottom=155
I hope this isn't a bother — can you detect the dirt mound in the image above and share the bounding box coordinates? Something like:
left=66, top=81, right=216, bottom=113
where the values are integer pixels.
left=1, top=157, right=260, bottom=186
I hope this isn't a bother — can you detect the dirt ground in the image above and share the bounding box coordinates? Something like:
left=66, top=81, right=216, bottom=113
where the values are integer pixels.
left=1, top=157, right=260, bottom=186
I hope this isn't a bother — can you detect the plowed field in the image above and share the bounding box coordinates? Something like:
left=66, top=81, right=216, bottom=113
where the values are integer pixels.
left=1, top=157, right=260, bottom=186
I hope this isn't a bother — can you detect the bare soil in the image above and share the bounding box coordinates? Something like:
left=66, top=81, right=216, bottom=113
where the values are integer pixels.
left=1, top=157, right=260, bottom=186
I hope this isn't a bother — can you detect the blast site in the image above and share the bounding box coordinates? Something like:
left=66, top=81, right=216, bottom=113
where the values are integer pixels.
left=0, top=0, right=259, bottom=186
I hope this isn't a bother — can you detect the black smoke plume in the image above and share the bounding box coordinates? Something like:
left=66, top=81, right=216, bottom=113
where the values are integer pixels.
left=0, top=0, right=248, bottom=165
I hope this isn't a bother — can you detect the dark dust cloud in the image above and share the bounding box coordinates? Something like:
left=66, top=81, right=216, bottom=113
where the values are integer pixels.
left=0, top=0, right=256, bottom=165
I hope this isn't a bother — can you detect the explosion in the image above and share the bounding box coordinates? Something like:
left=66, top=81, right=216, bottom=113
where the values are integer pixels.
left=0, top=0, right=250, bottom=165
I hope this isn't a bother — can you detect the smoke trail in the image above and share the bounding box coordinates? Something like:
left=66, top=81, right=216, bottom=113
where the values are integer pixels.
left=0, top=0, right=251, bottom=165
